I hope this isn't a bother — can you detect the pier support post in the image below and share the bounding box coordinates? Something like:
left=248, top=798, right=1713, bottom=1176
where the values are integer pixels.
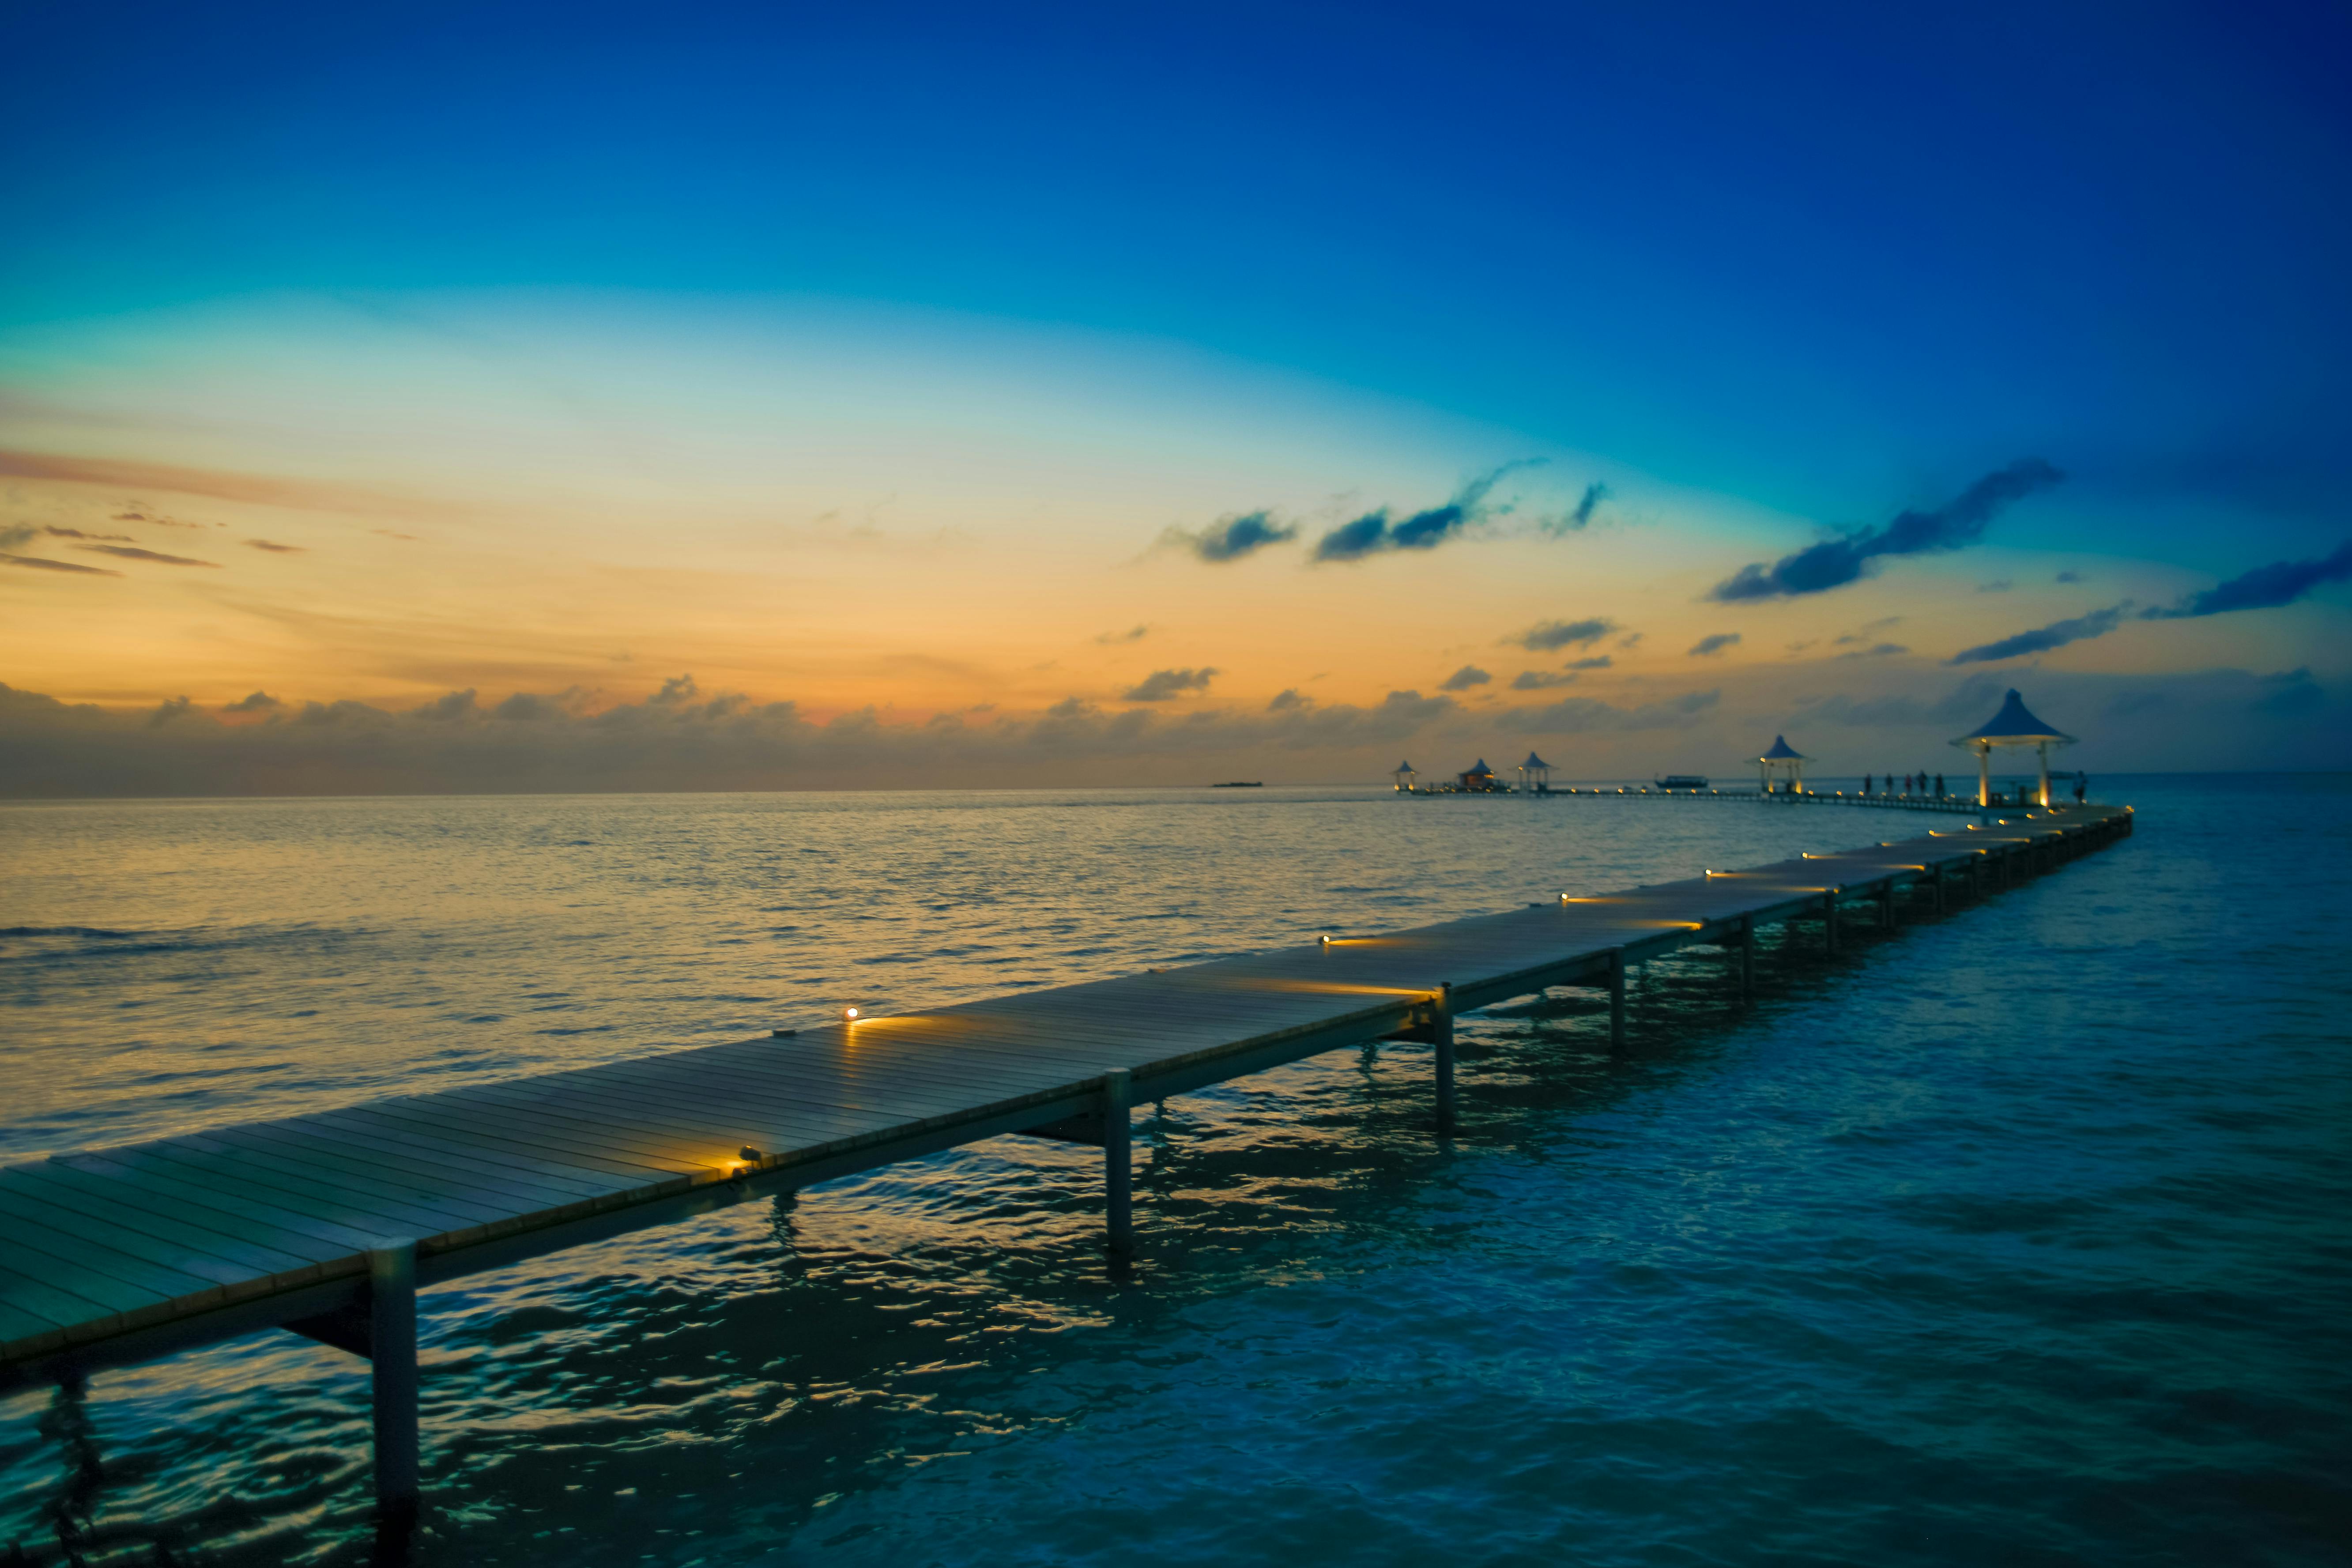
left=368, top=1240, right=419, bottom=1518
left=1103, top=1069, right=1134, bottom=1258
left=1737, top=916, right=1753, bottom=999
left=1824, top=890, right=1841, bottom=954
left=1433, top=984, right=1456, bottom=1135
left=1608, top=948, right=1627, bottom=1049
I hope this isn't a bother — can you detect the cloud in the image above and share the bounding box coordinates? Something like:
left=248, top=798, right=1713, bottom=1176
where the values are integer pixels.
left=1439, top=665, right=1491, bottom=691
left=1689, top=633, right=1741, bottom=657
left=2055, top=570, right=2084, bottom=584
left=1949, top=603, right=2130, bottom=664
left=373, top=529, right=419, bottom=541
left=1510, top=617, right=1617, bottom=652
left=245, top=539, right=306, bottom=554
left=418, top=689, right=479, bottom=721
left=44, top=525, right=135, bottom=542
left=1, top=551, right=121, bottom=576
left=1511, top=670, right=1578, bottom=689
left=1266, top=688, right=1305, bottom=711
left=1122, top=667, right=1219, bottom=701
left=1978, top=580, right=2014, bottom=593
left=148, top=696, right=193, bottom=727
left=74, top=544, right=219, bottom=567
left=1162, top=510, right=1298, bottom=563
left=1708, top=458, right=2066, bottom=601
left=1312, top=461, right=1541, bottom=562
left=1567, top=655, right=1612, bottom=670
left=0, top=448, right=443, bottom=516
left=652, top=674, right=699, bottom=706
left=2255, top=668, right=2323, bottom=716
left=1501, top=688, right=1720, bottom=734
left=1568, top=482, right=1610, bottom=529
left=1093, top=625, right=1149, bottom=645
left=2141, top=538, right=2352, bottom=619
left=222, top=691, right=281, bottom=712
left=1838, top=642, right=1910, bottom=659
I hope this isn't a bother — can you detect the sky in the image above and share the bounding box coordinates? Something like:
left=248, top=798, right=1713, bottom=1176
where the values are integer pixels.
left=3, top=0, right=2348, bottom=794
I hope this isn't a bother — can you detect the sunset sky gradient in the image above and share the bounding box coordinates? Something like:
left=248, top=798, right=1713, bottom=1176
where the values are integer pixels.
left=4, top=2, right=2347, bottom=792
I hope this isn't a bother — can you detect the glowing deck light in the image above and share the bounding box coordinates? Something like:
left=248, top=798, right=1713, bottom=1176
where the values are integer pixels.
left=842, top=1004, right=863, bottom=1021
left=1319, top=934, right=1334, bottom=947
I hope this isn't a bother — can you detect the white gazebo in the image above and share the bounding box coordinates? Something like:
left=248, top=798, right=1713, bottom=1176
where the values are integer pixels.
left=1950, top=689, right=2076, bottom=808
left=1518, top=751, right=1553, bottom=793
left=1391, top=760, right=1418, bottom=793
left=1756, top=735, right=1807, bottom=794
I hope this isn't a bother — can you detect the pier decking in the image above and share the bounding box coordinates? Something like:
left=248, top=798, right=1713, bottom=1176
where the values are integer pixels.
left=0, top=802, right=2133, bottom=1515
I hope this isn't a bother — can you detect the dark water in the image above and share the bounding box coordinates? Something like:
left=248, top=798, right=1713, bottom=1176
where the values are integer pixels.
left=1, top=779, right=2346, bottom=1565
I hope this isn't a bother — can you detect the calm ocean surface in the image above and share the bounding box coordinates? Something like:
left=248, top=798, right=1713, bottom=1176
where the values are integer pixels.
left=2, top=778, right=2347, bottom=1566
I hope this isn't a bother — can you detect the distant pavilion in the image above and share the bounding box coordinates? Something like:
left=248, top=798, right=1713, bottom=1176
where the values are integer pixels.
left=1391, top=760, right=1417, bottom=792
left=1518, top=751, right=1553, bottom=792
left=1756, top=735, right=1808, bottom=794
left=1951, top=689, right=2075, bottom=807
left=1459, top=758, right=1502, bottom=792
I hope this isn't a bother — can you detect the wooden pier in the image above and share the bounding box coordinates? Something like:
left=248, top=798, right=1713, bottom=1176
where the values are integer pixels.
left=0, top=803, right=2133, bottom=1517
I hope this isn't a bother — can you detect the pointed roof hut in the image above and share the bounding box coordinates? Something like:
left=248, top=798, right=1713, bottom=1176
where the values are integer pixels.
left=1518, top=751, right=1553, bottom=792
left=1950, top=690, right=2075, bottom=808
left=1458, top=758, right=1501, bottom=791
left=1391, top=760, right=1417, bottom=793
left=1755, top=735, right=1808, bottom=794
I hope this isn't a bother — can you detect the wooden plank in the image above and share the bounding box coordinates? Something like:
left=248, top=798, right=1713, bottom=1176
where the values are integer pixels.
left=4, top=1164, right=351, bottom=1272
left=0, top=1185, right=277, bottom=1293
left=0, top=1222, right=220, bottom=1314
left=0, top=1259, right=123, bottom=1333
left=53, top=1150, right=421, bottom=1254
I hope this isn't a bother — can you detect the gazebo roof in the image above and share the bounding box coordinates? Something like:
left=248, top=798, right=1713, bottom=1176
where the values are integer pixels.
left=1466, top=758, right=1493, bottom=773
left=1522, top=752, right=1552, bottom=769
left=1952, top=689, right=2076, bottom=748
left=1758, top=734, right=1805, bottom=761
left=1393, top=760, right=1415, bottom=772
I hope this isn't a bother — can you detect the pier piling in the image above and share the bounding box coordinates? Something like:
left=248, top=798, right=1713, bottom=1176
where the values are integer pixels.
left=1103, top=1069, right=1134, bottom=1258
left=368, top=1241, right=419, bottom=1517
left=1433, top=984, right=1457, bottom=1134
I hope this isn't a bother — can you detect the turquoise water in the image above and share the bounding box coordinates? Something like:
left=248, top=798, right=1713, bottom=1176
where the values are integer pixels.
left=1, top=779, right=2346, bottom=1565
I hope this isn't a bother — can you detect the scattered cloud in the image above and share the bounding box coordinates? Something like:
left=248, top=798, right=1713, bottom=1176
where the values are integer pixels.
left=113, top=510, right=204, bottom=530
left=1688, top=632, right=1741, bottom=657
left=1093, top=625, right=1150, bottom=645
left=1266, top=688, right=1305, bottom=711
left=372, top=528, right=419, bottom=541
left=1617, top=632, right=1643, bottom=650
left=2055, top=569, right=2084, bottom=584
left=245, top=539, right=305, bottom=554
left=1439, top=665, right=1491, bottom=691
left=148, top=696, right=193, bottom=727
left=1509, top=616, right=1617, bottom=652
left=1122, top=666, right=1219, bottom=701
left=1161, top=510, right=1298, bottom=563
left=2142, top=538, right=2352, bottom=619
left=2255, top=667, right=2323, bottom=716
left=73, top=544, right=219, bottom=567
left=44, top=525, right=135, bottom=542
left=1978, top=579, right=2014, bottom=593
left=1708, top=458, right=2066, bottom=601
left=2, top=551, right=120, bottom=577
left=221, top=691, right=281, bottom=712
left=0, top=448, right=442, bottom=516
left=1567, top=655, right=1612, bottom=670
left=1949, top=603, right=2131, bottom=664
left=1312, top=461, right=1541, bottom=562
left=1511, top=670, right=1578, bottom=690
left=1501, top=688, right=1720, bottom=734
left=1538, top=480, right=1610, bottom=535
left=1838, top=642, right=1910, bottom=659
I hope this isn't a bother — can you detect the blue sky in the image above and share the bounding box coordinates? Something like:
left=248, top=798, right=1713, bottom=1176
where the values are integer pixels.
left=2, top=1, right=2348, bottom=788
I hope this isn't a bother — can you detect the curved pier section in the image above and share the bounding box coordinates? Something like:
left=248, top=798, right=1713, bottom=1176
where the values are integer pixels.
left=0, top=803, right=2134, bottom=1512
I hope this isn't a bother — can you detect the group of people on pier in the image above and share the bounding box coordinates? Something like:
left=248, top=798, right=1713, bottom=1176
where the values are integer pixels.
left=1863, top=772, right=1947, bottom=797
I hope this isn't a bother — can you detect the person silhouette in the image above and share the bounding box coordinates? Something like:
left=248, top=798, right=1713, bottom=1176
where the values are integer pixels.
left=1934, top=772, right=1945, bottom=798
left=2074, top=773, right=2088, bottom=804
left=1863, top=772, right=1873, bottom=795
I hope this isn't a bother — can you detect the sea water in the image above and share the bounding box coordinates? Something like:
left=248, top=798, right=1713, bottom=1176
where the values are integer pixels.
left=0, top=779, right=2345, bottom=1565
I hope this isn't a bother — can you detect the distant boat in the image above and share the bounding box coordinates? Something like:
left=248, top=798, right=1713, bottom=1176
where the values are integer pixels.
left=1655, top=774, right=1709, bottom=791
left=1211, top=780, right=1263, bottom=788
